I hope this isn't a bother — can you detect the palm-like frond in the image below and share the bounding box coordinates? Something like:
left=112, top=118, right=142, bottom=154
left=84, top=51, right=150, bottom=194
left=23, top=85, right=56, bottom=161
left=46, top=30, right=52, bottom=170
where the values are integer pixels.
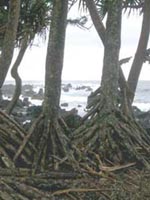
left=0, top=0, right=52, bottom=48
left=95, top=0, right=109, bottom=19
left=78, top=0, right=144, bottom=19
left=68, top=0, right=78, bottom=10
left=17, top=0, right=52, bottom=46
left=123, top=0, right=144, bottom=8
left=123, top=0, right=144, bottom=14
left=78, top=0, right=87, bottom=12
left=67, top=16, right=88, bottom=29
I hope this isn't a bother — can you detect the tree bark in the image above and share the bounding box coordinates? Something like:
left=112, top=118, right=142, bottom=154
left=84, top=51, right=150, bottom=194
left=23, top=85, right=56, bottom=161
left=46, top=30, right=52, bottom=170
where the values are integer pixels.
left=127, top=0, right=150, bottom=103
left=43, top=0, right=68, bottom=119
left=85, top=0, right=106, bottom=44
left=85, top=0, right=131, bottom=110
left=0, top=0, right=20, bottom=89
left=6, top=35, right=28, bottom=115
left=27, top=0, right=73, bottom=171
left=101, top=0, right=122, bottom=108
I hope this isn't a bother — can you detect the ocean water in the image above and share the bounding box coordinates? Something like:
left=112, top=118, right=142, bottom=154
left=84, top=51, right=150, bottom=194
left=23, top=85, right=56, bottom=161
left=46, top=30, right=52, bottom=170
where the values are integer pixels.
left=133, top=81, right=150, bottom=112
left=62, top=80, right=150, bottom=115
left=4, top=80, right=150, bottom=116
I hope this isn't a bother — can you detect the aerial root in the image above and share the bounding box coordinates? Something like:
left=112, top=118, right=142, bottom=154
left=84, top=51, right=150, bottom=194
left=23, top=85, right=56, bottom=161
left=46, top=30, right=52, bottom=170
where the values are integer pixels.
left=72, top=107, right=150, bottom=169
left=0, top=110, right=34, bottom=168
left=26, top=115, right=80, bottom=172
left=0, top=110, right=79, bottom=170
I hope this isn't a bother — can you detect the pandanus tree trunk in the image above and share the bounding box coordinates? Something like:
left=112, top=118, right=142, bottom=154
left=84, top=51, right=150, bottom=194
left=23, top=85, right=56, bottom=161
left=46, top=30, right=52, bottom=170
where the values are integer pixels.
left=85, top=0, right=131, bottom=113
left=43, top=0, right=67, bottom=119
left=28, top=0, right=77, bottom=171
left=73, top=0, right=150, bottom=169
left=100, top=0, right=121, bottom=109
left=85, top=0, right=106, bottom=44
left=6, top=35, right=28, bottom=115
left=127, top=0, right=150, bottom=103
left=0, top=0, right=20, bottom=89
left=11, top=0, right=76, bottom=172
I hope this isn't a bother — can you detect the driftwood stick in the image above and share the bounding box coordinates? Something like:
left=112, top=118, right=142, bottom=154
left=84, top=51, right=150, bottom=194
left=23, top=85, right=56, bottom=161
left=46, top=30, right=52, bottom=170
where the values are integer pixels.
left=13, top=114, right=44, bottom=162
left=0, top=110, right=26, bottom=137
left=0, top=167, right=32, bottom=177
left=51, top=188, right=113, bottom=197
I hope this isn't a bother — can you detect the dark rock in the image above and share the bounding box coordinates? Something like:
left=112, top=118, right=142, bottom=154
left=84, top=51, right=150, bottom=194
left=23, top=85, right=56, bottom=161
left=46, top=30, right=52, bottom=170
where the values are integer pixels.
left=22, top=85, right=36, bottom=97
left=62, top=83, right=72, bottom=92
left=67, top=83, right=72, bottom=88
left=38, top=88, right=44, bottom=96
left=62, top=87, right=69, bottom=92
left=75, top=85, right=92, bottom=91
left=23, top=120, right=31, bottom=131
left=77, top=104, right=82, bottom=107
left=133, top=106, right=150, bottom=132
left=136, top=112, right=150, bottom=130
left=22, top=84, right=33, bottom=91
left=0, top=99, right=10, bottom=108
left=61, top=108, right=82, bottom=130
left=32, top=95, right=43, bottom=100
left=86, top=86, right=93, bottom=92
left=2, top=84, right=15, bottom=96
left=76, top=85, right=86, bottom=90
left=133, top=106, right=144, bottom=117
left=23, top=90, right=36, bottom=97
left=16, top=99, right=24, bottom=108
left=61, top=103, right=69, bottom=107
left=32, top=88, right=44, bottom=100
left=27, top=105, right=42, bottom=118
left=23, top=97, right=30, bottom=107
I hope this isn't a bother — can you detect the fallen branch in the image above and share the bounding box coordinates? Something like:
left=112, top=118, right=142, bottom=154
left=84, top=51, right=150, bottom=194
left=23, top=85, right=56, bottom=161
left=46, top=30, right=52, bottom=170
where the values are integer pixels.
left=51, top=187, right=112, bottom=199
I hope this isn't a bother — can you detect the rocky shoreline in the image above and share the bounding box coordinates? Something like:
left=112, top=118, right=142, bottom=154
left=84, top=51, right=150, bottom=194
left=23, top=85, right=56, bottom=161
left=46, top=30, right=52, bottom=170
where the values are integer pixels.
left=1, top=83, right=150, bottom=133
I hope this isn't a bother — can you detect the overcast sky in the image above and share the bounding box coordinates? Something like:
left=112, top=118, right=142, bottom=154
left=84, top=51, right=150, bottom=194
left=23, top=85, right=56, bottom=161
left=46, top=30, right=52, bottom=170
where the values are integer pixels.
left=6, top=3, right=150, bottom=82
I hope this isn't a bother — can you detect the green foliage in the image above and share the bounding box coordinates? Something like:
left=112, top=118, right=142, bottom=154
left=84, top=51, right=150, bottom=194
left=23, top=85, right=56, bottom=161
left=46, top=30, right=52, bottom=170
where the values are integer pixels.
left=123, top=0, right=144, bottom=7
left=17, top=0, right=51, bottom=46
left=123, top=0, right=144, bottom=13
left=67, top=16, right=88, bottom=29
left=79, top=0, right=144, bottom=20
left=0, top=0, right=52, bottom=48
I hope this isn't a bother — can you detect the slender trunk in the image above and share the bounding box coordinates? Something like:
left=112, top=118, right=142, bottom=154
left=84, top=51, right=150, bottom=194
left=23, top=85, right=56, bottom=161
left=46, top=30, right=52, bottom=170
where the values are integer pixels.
left=85, top=0, right=106, bottom=44
left=101, top=0, right=122, bottom=108
left=43, top=0, right=68, bottom=119
left=85, top=0, right=129, bottom=110
left=6, top=36, right=28, bottom=114
left=18, top=0, right=71, bottom=172
left=0, top=0, right=20, bottom=89
left=128, top=0, right=150, bottom=103
left=0, top=89, right=2, bottom=103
